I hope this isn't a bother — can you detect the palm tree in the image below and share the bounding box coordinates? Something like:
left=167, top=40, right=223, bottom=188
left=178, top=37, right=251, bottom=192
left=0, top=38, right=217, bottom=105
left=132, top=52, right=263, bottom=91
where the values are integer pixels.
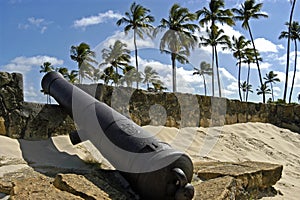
left=298, top=93, right=300, bottom=103
left=193, top=61, right=212, bottom=96
left=116, top=2, right=155, bottom=89
left=121, top=66, right=143, bottom=87
left=70, top=42, right=97, bottom=83
left=100, top=40, right=131, bottom=86
left=142, top=66, right=160, bottom=90
left=279, top=21, right=300, bottom=103
left=67, top=70, right=79, bottom=84
left=281, top=0, right=297, bottom=102
left=197, top=0, right=235, bottom=34
left=256, top=83, right=271, bottom=103
left=240, top=81, right=253, bottom=102
left=56, top=67, right=69, bottom=78
left=155, top=3, right=198, bottom=92
left=199, top=27, right=230, bottom=97
left=233, top=0, right=268, bottom=103
left=92, top=68, right=102, bottom=83
left=40, top=62, right=54, bottom=73
left=231, top=35, right=251, bottom=101
left=264, top=71, right=280, bottom=102
left=152, top=80, right=167, bottom=92
left=242, top=47, right=261, bottom=101
left=39, top=62, right=54, bottom=104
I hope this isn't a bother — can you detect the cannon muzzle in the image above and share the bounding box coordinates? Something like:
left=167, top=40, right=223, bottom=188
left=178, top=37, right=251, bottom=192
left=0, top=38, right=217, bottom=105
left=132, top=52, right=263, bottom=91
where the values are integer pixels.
left=41, top=71, right=194, bottom=200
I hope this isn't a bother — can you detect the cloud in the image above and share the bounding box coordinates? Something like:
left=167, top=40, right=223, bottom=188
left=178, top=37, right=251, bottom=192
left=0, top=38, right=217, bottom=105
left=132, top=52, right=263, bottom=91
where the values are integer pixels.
left=18, top=17, right=51, bottom=34
left=1, top=55, right=64, bottom=74
left=73, top=10, right=123, bottom=29
left=254, top=38, right=283, bottom=53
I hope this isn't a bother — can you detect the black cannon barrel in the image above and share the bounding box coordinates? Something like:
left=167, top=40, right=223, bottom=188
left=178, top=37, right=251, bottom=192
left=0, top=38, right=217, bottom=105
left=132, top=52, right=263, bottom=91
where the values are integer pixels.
left=41, top=71, right=194, bottom=200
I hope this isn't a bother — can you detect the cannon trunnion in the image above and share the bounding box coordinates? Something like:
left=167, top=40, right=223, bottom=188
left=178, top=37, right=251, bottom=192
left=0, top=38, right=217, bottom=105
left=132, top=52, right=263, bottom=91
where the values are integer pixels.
left=41, top=72, right=194, bottom=200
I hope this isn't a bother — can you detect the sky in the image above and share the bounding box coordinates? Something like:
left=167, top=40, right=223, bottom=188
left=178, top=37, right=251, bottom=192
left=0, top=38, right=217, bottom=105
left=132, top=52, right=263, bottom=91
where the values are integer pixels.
left=1, top=0, right=300, bottom=104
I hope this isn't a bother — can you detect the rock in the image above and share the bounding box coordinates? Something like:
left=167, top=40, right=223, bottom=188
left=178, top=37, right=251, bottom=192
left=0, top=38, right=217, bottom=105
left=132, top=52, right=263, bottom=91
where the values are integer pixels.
left=53, top=173, right=111, bottom=200
left=10, top=175, right=83, bottom=200
left=196, top=161, right=282, bottom=189
left=194, top=161, right=282, bottom=199
left=194, top=176, right=237, bottom=200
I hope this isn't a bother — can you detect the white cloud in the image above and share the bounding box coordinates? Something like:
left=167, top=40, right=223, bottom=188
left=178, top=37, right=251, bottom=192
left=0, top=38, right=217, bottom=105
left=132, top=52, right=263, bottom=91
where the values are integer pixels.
left=18, top=17, right=51, bottom=34
left=254, top=38, right=282, bottom=53
left=1, top=55, right=64, bottom=74
left=73, top=10, right=123, bottom=29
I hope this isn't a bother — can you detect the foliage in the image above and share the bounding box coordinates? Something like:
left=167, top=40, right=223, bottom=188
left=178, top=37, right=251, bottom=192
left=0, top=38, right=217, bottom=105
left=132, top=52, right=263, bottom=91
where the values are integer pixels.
left=70, top=42, right=97, bottom=83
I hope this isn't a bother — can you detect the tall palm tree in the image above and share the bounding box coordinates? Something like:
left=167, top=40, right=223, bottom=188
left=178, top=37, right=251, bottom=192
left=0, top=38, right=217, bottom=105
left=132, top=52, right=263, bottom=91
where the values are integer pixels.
left=233, top=0, right=268, bottom=103
left=279, top=21, right=300, bottom=103
left=193, top=61, right=212, bottom=96
left=70, top=42, right=97, bottom=83
left=100, top=40, right=131, bottom=86
left=156, top=3, right=198, bottom=92
left=256, top=83, right=271, bottom=103
left=240, top=81, right=253, bottom=102
left=116, top=2, right=155, bottom=89
left=39, top=62, right=54, bottom=73
left=142, top=66, right=160, bottom=90
left=231, top=35, right=251, bottom=101
left=281, top=0, right=297, bottom=102
left=264, top=71, right=280, bottom=102
left=197, top=0, right=235, bottom=34
left=242, top=47, right=261, bottom=101
left=199, top=27, right=230, bottom=97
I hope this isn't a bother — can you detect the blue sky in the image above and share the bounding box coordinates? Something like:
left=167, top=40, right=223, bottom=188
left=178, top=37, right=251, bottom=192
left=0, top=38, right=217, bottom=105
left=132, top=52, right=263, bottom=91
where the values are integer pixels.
left=1, top=0, right=300, bottom=103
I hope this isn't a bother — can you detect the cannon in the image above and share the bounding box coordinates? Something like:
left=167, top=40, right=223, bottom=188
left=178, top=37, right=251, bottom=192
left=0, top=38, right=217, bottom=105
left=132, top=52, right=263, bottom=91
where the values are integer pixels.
left=41, top=71, right=194, bottom=200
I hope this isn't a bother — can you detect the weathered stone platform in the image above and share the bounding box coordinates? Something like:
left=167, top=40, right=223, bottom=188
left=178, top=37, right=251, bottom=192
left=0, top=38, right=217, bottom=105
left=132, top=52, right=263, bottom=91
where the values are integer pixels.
left=0, top=159, right=283, bottom=199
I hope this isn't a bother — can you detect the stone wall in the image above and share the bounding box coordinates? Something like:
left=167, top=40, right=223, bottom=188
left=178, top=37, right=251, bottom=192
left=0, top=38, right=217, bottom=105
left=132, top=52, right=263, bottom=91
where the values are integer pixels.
left=0, top=71, right=299, bottom=140
left=0, top=72, right=75, bottom=139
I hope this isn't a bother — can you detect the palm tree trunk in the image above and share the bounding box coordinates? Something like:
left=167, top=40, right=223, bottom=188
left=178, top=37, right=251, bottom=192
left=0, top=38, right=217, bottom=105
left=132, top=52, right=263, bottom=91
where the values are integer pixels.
left=238, top=59, right=242, bottom=101
left=171, top=53, right=177, bottom=92
left=284, top=0, right=297, bottom=102
left=202, top=74, right=207, bottom=96
left=289, top=40, right=297, bottom=103
left=271, top=83, right=274, bottom=102
left=248, top=25, right=265, bottom=103
left=214, top=47, right=222, bottom=97
left=134, top=29, right=139, bottom=89
left=246, top=62, right=251, bottom=102
left=211, top=46, right=215, bottom=97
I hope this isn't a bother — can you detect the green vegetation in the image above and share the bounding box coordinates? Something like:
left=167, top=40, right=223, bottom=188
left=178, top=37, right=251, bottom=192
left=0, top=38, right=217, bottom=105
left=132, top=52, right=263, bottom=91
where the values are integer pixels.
left=38, top=0, right=299, bottom=104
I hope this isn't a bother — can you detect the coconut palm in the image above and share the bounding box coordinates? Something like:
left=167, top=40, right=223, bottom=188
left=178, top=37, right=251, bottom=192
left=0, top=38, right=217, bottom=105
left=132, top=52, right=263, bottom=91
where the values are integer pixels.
left=116, top=2, right=155, bottom=89
left=40, top=62, right=54, bottom=73
left=240, top=81, right=253, bottom=102
left=197, top=0, right=235, bottom=34
left=242, top=47, right=261, bottom=101
left=142, top=66, right=160, bottom=90
left=279, top=21, right=300, bottom=103
left=67, top=70, right=79, bottom=84
left=264, top=71, right=280, bottom=102
left=152, top=80, right=167, bottom=92
left=193, top=61, right=212, bottom=96
left=298, top=93, right=300, bottom=103
left=199, top=27, right=230, bottom=97
left=121, top=66, right=143, bottom=87
left=92, top=68, right=102, bottom=83
left=70, top=42, right=97, bottom=83
left=100, top=40, right=131, bottom=86
left=233, top=0, right=268, bottom=103
left=56, top=67, right=69, bottom=78
left=155, top=3, right=198, bottom=92
left=280, top=0, right=297, bottom=102
left=256, top=83, right=271, bottom=103
left=231, top=35, right=251, bottom=101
